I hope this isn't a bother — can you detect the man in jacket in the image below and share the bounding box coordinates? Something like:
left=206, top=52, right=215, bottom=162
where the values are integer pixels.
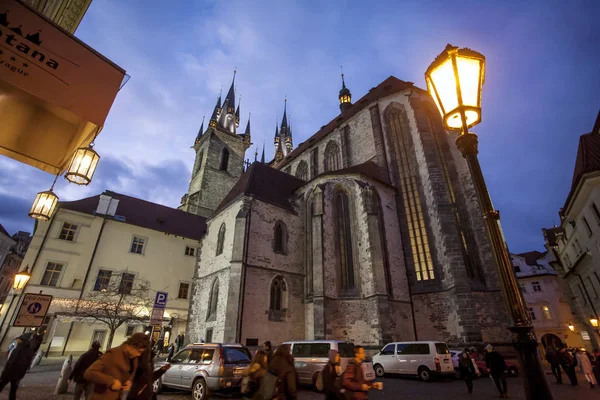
left=84, top=333, right=150, bottom=400
left=69, top=341, right=103, bottom=400
left=545, top=346, right=562, bottom=384
left=322, top=349, right=341, bottom=400
left=485, top=344, right=508, bottom=398
left=558, top=346, right=578, bottom=387
left=269, top=344, right=297, bottom=400
left=342, top=346, right=381, bottom=400
left=128, top=347, right=170, bottom=400
left=0, top=335, right=35, bottom=400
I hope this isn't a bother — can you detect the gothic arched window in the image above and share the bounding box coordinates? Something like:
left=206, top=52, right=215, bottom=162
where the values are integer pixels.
left=273, top=221, right=288, bottom=254
left=216, top=223, right=226, bottom=256
left=269, top=276, right=287, bottom=321
left=387, top=107, right=434, bottom=281
left=295, top=161, right=308, bottom=181
left=324, top=141, right=341, bottom=172
left=335, top=191, right=355, bottom=290
left=207, top=278, right=219, bottom=321
left=220, top=148, right=229, bottom=171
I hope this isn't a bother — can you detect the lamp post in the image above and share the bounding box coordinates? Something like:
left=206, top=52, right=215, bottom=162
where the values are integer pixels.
left=0, top=267, right=32, bottom=339
left=425, top=44, right=553, bottom=400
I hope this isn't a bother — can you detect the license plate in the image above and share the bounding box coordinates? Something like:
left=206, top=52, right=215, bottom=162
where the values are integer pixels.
left=444, top=359, right=450, bottom=364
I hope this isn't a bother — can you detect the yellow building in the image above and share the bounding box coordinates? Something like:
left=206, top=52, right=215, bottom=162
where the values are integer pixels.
left=0, top=191, right=205, bottom=355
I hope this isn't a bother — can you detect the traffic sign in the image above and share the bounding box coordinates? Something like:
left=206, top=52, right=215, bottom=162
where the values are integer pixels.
left=150, top=291, right=168, bottom=326
left=14, top=293, right=53, bottom=327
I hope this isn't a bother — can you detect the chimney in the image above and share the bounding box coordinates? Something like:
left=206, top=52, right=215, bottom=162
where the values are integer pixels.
left=96, top=194, right=119, bottom=216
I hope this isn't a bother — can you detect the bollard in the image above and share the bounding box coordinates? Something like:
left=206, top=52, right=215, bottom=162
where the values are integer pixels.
left=30, top=349, right=43, bottom=370
left=54, top=354, right=72, bottom=394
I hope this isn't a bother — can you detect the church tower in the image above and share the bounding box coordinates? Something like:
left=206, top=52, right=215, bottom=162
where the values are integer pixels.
left=179, top=71, right=251, bottom=218
left=339, top=71, right=352, bottom=112
left=273, top=99, right=293, bottom=161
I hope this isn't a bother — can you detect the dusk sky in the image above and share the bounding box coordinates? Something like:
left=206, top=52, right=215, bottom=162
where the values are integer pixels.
left=1, top=0, right=599, bottom=254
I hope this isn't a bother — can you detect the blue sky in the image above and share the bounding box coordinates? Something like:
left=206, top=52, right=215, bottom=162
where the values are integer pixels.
left=1, top=0, right=599, bottom=253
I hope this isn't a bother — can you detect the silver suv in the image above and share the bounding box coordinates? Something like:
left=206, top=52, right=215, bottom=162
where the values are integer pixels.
left=154, top=343, right=251, bottom=400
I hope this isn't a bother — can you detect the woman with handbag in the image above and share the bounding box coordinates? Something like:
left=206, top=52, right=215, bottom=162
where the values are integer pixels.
left=241, top=350, right=268, bottom=399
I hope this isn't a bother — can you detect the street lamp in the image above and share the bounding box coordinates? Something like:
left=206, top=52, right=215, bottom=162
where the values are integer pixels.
left=590, top=317, right=598, bottom=328
left=29, top=175, right=59, bottom=221
left=0, top=267, right=31, bottom=339
left=425, top=44, right=553, bottom=400
left=568, top=323, right=575, bottom=332
left=64, top=144, right=100, bottom=185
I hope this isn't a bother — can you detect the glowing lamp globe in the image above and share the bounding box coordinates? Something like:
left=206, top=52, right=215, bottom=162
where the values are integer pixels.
left=28, top=190, right=59, bottom=221
left=568, top=323, right=575, bottom=332
left=13, top=269, right=31, bottom=290
left=590, top=317, right=599, bottom=328
left=425, top=44, right=485, bottom=132
left=65, top=146, right=100, bottom=185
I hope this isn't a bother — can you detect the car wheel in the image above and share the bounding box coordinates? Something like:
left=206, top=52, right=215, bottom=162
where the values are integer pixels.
left=418, top=366, right=432, bottom=382
left=374, top=364, right=385, bottom=377
left=152, top=376, right=163, bottom=394
left=192, top=378, right=207, bottom=400
left=508, top=367, right=518, bottom=377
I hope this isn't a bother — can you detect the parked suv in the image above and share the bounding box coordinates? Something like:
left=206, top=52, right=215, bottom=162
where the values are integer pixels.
left=154, top=343, right=251, bottom=400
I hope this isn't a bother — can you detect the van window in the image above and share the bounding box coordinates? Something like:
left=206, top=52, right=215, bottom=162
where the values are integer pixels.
left=380, top=344, right=395, bottom=355
left=435, top=343, right=449, bottom=355
left=338, top=343, right=355, bottom=358
left=171, top=349, right=191, bottom=363
left=398, top=343, right=430, bottom=355
left=223, top=347, right=251, bottom=364
left=292, top=343, right=330, bottom=358
left=189, top=348, right=215, bottom=365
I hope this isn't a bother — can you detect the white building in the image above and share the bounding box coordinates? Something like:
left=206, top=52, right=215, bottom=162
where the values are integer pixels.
left=0, top=191, right=205, bottom=354
left=512, top=251, right=584, bottom=350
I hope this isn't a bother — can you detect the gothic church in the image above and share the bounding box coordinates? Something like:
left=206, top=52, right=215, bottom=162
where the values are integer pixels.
left=181, top=72, right=511, bottom=348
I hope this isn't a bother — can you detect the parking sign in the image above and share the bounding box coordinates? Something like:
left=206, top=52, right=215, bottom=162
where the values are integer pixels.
left=150, top=291, right=168, bottom=326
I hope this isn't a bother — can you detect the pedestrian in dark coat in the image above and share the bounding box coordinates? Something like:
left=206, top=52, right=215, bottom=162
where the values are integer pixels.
left=342, top=346, right=381, bottom=400
left=0, top=335, right=35, bottom=400
left=128, top=347, right=170, bottom=400
left=322, top=349, right=341, bottom=400
left=269, top=344, right=298, bottom=400
left=485, top=344, right=508, bottom=398
left=558, top=346, right=578, bottom=387
left=166, top=343, right=175, bottom=362
left=69, top=341, right=103, bottom=400
left=264, top=341, right=274, bottom=365
left=458, top=349, right=477, bottom=394
left=84, top=333, right=149, bottom=400
left=545, top=347, right=562, bottom=384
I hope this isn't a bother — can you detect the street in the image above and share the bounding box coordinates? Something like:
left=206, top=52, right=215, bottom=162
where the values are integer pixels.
left=1, top=362, right=594, bottom=400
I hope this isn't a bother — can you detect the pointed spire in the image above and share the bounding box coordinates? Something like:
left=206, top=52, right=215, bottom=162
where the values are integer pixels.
left=224, top=68, right=236, bottom=113
left=261, top=143, right=265, bottom=163
left=244, top=113, right=251, bottom=136
left=194, top=116, right=205, bottom=146
left=281, top=96, right=288, bottom=131
left=209, top=94, right=222, bottom=127
left=339, top=66, right=352, bottom=112
left=235, top=96, right=241, bottom=127
left=254, top=147, right=258, bottom=162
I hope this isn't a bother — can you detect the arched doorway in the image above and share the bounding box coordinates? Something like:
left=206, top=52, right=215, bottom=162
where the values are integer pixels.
left=541, top=333, right=564, bottom=349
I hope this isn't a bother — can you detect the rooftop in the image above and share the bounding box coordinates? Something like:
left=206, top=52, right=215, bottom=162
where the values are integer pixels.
left=60, top=191, right=207, bottom=241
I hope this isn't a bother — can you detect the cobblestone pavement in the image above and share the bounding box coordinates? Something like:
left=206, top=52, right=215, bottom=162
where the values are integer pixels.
left=0, top=364, right=594, bottom=400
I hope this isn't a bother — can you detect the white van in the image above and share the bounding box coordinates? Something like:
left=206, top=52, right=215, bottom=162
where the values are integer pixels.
left=283, top=340, right=375, bottom=389
left=372, top=341, right=454, bottom=381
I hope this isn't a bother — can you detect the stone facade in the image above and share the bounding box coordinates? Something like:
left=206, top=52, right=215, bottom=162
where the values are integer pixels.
left=186, top=76, right=512, bottom=349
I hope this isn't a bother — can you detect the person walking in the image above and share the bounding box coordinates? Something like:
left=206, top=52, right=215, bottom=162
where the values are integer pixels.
left=84, top=333, right=150, bottom=400
left=128, top=346, right=170, bottom=400
left=576, top=349, right=597, bottom=388
left=594, top=349, right=600, bottom=387
left=545, top=346, right=562, bottom=384
left=559, top=346, right=579, bottom=387
left=342, top=345, right=382, bottom=400
left=69, top=341, right=103, bottom=400
left=241, top=350, right=267, bottom=399
left=458, top=348, right=478, bottom=394
left=322, top=349, right=341, bottom=400
left=166, top=342, right=175, bottom=362
left=263, top=341, right=273, bottom=365
left=485, top=344, right=508, bottom=398
left=0, top=334, right=35, bottom=400
left=269, top=344, right=298, bottom=400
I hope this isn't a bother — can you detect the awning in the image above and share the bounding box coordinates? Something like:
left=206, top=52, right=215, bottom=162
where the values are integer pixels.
left=0, top=0, right=126, bottom=174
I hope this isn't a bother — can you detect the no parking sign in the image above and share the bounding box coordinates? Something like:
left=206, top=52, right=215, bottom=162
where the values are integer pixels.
left=14, top=293, right=53, bottom=327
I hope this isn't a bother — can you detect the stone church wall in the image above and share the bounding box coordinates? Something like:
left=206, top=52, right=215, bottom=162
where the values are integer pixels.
left=340, top=107, right=376, bottom=167
left=187, top=201, right=242, bottom=343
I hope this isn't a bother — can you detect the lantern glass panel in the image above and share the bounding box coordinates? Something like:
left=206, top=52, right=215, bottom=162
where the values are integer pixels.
left=29, top=190, right=58, bottom=221
left=429, top=58, right=458, bottom=117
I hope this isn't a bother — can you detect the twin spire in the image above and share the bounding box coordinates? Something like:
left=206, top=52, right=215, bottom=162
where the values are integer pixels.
left=274, top=97, right=293, bottom=161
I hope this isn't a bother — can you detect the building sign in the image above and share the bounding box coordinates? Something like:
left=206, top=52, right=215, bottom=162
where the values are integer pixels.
left=150, top=291, right=168, bottom=326
left=581, top=331, right=591, bottom=341
left=0, top=0, right=126, bottom=174
left=14, top=293, right=53, bottom=327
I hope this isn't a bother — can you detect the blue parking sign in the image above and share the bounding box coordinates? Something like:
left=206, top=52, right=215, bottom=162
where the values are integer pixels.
left=154, top=291, right=168, bottom=308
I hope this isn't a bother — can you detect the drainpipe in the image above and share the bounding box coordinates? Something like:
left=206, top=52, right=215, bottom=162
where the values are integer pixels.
left=235, top=202, right=252, bottom=344
left=61, top=216, right=109, bottom=355
left=0, top=213, right=57, bottom=348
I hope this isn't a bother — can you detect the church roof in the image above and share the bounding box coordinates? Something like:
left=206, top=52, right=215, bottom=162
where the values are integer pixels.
left=60, top=191, right=207, bottom=241
left=515, top=250, right=546, bottom=266
left=275, top=76, right=414, bottom=168
left=0, top=223, right=10, bottom=238
left=563, top=110, right=600, bottom=213
left=317, top=160, right=391, bottom=185
left=216, top=162, right=305, bottom=214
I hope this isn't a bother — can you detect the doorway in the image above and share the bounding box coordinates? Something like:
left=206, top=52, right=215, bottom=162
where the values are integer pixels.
left=91, top=330, right=107, bottom=350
